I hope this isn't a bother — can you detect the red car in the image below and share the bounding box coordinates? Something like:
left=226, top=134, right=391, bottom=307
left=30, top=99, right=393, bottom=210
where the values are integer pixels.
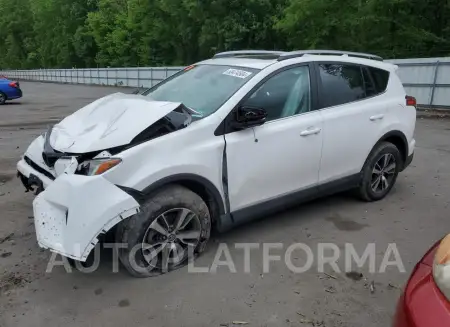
left=394, top=234, right=450, bottom=326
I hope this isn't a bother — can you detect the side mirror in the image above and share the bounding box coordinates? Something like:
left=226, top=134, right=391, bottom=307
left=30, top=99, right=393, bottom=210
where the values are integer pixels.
left=232, top=106, right=267, bottom=130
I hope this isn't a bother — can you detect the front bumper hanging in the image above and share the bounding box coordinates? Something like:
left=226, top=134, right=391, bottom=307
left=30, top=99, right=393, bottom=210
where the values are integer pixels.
left=32, top=174, right=140, bottom=261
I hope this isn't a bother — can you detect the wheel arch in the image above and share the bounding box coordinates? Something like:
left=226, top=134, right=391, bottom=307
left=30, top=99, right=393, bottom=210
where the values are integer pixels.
left=139, top=174, right=226, bottom=225
left=360, top=130, right=408, bottom=174
left=366, top=130, right=408, bottom=166
left=377, top=130, right=408, bottom=165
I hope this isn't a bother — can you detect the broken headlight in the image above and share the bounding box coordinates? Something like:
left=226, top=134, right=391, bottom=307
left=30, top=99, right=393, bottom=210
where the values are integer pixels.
left=77, top=158, right=122, bottom=176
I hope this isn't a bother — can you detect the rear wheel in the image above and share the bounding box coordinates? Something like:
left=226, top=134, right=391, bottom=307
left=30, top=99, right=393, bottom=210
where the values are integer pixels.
left=357, top=142, right=402, bottom=201
left=0, top=92, right=6, bottom=105
left=116, top=185, right=211, bottom=277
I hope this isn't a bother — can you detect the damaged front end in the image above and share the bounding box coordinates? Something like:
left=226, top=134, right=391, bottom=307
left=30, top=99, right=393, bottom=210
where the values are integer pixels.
left=18, top=95, right=194, bottom=193
left=33, top=174, right=140, bottom=261
left=17, top=94, right=196, bottom=260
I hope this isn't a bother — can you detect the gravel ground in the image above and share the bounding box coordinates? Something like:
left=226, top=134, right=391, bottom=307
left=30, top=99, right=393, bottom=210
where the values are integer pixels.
left=0, top=82, right=449, bottom=327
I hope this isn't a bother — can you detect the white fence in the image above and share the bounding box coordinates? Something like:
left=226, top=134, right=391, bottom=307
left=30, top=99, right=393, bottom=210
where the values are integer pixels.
left=1, top=67, right=184, bottom=88
left=387, top=58, right=450, bottom=109
left=2, top=57, right=450, bottom=108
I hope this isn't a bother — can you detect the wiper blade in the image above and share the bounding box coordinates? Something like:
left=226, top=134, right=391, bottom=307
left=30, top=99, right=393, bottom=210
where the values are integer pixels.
left=183, top=105, right=203, bottom=117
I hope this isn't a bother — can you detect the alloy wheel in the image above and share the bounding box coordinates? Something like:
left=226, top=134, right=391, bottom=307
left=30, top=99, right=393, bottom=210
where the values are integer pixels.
left=371, top=153, right=396, bottom=193
left=141, top=208, right=202, bottom=272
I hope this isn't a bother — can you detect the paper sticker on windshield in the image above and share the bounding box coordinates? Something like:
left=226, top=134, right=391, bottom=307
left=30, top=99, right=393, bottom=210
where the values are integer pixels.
left=222, top=68, right=252, bottom=79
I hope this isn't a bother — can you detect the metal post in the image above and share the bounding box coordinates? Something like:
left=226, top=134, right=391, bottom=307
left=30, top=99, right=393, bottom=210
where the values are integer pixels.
left=137, top=67, right=140, bottom=88
left=106, top=69, right=109, bottom=85
left=90, top=68, right=92, bottom=84
left=150, top=68, right=153, bottom=87
left=429, top=60, right=440, bottom=107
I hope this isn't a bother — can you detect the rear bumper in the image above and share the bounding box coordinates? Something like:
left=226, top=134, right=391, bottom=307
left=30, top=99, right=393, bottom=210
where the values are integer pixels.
left=32, top=174, right=140, bottom=261
left=402, top=152, right=414, bottom=171
left=6, top=87, right=22, bottom=99
left=401, top=138, right=415, bottom=171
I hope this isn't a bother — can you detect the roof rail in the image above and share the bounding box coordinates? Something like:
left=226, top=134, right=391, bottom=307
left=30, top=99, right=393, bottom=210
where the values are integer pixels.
left=278, top=50, right=383, bottom=62
left=213, top=50, right=287, bottom=59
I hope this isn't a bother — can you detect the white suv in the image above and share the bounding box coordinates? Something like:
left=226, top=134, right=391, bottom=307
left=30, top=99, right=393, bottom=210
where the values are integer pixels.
left=17, top=50, right=416, bottom=277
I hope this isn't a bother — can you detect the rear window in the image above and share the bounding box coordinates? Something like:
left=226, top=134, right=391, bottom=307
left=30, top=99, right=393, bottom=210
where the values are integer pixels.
left=362, top=68, right=378, bottom=97
left=318, top=63, right=391, bottom=108
left=368, top=67, right=389, bottom=93
left=318, top=63, right=366, bottom=108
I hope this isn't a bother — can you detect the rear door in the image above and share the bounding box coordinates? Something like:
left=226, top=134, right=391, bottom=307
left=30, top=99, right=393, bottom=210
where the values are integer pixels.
left=317, top=62, right=389, bottom=184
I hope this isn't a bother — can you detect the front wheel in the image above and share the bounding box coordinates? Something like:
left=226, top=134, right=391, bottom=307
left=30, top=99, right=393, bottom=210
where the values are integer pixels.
left=116, top=185, right=211, bottom=277
left=357, top=142, right=402, bottom=202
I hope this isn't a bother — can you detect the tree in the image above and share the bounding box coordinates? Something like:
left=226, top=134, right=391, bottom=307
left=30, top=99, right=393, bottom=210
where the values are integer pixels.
left=0, top=0, right=449, bottom=69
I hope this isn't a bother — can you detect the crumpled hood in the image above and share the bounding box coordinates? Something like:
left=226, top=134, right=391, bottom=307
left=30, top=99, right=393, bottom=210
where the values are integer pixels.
left=49, top=93, right=183, bottom=153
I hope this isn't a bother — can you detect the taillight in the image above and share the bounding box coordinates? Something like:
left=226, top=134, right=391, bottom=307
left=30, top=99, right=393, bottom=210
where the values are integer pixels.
left=8, top=81, right=19, bottom=88
left=405, top=95, right=416, bottom=107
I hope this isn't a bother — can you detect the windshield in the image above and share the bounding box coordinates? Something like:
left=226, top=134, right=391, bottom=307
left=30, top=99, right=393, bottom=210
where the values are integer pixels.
left=142, top=65, right=259, bottom=117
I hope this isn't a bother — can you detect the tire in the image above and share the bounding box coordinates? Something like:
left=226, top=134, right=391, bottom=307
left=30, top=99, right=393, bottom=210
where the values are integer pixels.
left=0, top=92, right=6, bottom=105
left=357, top=142, right=402, bottom=202
left=67, top=254, right=96, bottom=270
left=116, top=184, right=211, bottom=277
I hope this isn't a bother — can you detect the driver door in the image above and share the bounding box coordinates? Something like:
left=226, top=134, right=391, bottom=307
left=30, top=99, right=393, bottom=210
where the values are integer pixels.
left=223, top=65, right=323, bottom=217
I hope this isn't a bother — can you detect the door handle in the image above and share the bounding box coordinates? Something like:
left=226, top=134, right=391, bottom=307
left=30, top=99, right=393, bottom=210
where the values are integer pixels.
left=300, top=127, right=321, bottom=136
left=370, top=114, right=384, bottom=121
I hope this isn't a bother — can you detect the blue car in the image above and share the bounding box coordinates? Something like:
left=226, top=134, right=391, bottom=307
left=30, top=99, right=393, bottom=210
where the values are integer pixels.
left=0, top=77, right=22, bottom=104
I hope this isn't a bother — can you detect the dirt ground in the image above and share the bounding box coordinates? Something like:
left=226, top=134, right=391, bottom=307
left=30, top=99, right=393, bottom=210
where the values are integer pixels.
left=1, top=82, right=450, bottom=327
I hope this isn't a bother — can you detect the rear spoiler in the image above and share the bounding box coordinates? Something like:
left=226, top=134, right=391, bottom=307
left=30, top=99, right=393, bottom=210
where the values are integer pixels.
left=382, top=62, right=399, bottom=72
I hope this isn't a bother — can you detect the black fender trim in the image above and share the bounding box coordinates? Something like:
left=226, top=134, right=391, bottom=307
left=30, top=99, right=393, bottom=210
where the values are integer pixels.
left=379, top=130, right=408, bottom=146
left=374, top=130, right=409, bottom=167
left=117, top=174, right=226, bottom=216
left=116, top=185, right=146, bottom=204
left=378, top=130, right=409, bottom=152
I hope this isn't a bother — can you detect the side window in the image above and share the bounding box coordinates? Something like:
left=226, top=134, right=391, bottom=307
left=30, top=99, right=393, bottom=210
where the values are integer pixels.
left=362, top=67, right=377, bottom=97
left=242, top=66, right=311, bottom=121
left=318, top=63, right=365, bottom=108
left=368, top=67, right=390, bottom=93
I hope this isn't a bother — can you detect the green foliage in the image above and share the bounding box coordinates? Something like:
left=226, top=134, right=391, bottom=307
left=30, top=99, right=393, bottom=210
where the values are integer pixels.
left=0, top=0, right=449, bottom=69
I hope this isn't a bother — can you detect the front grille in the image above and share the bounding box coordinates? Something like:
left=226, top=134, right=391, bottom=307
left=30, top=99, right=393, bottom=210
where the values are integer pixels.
left=24, top=156, right=55, bottom=181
